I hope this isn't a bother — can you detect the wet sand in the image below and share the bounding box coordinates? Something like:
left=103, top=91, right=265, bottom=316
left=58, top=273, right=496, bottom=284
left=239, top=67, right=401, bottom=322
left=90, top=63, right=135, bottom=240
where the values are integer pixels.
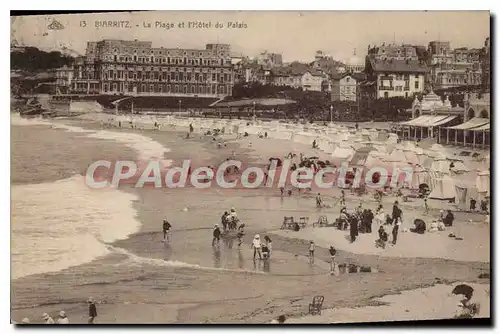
left=11, top=117, right=490, bottom=324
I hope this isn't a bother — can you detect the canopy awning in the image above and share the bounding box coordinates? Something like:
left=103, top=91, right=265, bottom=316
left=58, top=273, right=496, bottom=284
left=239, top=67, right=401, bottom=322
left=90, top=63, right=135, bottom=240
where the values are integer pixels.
left=433, top=115, right=458, bottom=126
left=399, top=115, right=434, bottom=126
left=470, top=123, right=490, bottom=132
left=446, top=117, right=489, bottom=130
left=408, top=115, right=449, bottom=127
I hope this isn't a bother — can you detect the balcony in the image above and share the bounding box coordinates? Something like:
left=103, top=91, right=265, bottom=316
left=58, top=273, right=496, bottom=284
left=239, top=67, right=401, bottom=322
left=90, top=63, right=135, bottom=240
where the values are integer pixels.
left=378, top=86, right=394, bottom=91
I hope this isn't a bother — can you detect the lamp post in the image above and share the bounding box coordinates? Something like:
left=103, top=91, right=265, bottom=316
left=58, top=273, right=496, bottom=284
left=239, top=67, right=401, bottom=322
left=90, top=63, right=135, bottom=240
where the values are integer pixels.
left=330, top=105, right=333, bottom=123
left=178, top=99, right=182, bottom=113
left=253, top=101, right=256, bottom=118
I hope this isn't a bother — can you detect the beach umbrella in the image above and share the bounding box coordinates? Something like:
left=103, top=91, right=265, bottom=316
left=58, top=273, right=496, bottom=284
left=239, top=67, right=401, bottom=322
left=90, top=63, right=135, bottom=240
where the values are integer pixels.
left=452, top=284, right=474, bottom=300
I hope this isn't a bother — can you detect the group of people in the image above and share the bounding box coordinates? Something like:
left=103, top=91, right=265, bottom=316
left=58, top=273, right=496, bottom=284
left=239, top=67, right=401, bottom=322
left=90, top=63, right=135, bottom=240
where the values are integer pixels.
left=15, top=297, right=97, bottom=325
left=337, top=203, right=379, bottom=243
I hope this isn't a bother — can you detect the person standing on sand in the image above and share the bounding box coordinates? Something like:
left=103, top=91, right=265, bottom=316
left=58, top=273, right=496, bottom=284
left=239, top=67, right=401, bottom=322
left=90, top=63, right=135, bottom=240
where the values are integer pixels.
left=424, top=197, right=429, bottom=214
left=42, top=313, right=54, bottom=324
left=212, top=224, right=221, bottom=247
left=56, top=311, right=69, bottom=324
left=221, top=211, right=229, bottom=232
left=350, top=215, right=359, bottom=243
left=88, top=297, right=97, bottom=324
left=237, top=224, right=245, bottom=247
left=340, top=190, right=346, bottom=207
left=392, top=215, right=401, bottom=246
left=309, top=241, right=315, bottom=263
left=264, top=236, right=273, bottom=256
left=163, top=219, right=172, bottom=242
left=252, top=234, right=262, bottom=260
left=316, top=193, right=323, bottom=209
left=329, top=246, right=337, bottom=273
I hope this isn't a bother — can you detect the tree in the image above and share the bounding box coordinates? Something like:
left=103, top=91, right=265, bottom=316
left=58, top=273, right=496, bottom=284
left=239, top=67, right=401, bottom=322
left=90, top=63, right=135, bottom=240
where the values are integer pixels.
left=11, top=47, right=73, bottom=71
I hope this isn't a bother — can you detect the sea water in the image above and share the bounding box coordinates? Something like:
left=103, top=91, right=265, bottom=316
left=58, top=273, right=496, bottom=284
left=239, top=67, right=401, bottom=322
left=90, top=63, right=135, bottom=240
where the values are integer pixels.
left=11, top=116, right=170, bottom=279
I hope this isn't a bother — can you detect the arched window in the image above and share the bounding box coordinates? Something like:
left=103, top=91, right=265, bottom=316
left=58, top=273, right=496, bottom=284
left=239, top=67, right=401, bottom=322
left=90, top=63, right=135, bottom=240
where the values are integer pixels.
left=479, top=110, right=489, bottom=119
left=467, top=108, right=475, bottom=120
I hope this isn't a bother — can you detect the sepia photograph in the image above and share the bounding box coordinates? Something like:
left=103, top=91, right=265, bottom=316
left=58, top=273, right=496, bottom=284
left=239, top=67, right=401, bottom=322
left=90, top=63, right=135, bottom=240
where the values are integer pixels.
left=10, top=10, right=491, bottom=325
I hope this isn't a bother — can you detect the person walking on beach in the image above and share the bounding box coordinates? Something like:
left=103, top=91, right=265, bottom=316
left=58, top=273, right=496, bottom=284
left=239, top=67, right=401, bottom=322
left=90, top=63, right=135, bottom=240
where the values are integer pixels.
left=56, top=311, right=69, bottom=324
left=424, top=197, right=429, bottom=214
left=316, top=193, right=323, bottom=209
left=212, top=224, right=221, bottom=247
left=221, top=211, right=229, bottom=232
left=340, top=190, right=346, bottom=207
left=392, top=216, right=401, bottom=246
left=309, top=241, right=315, bottom=263
left=237, top=224, right=245, bottom=247
left=163, top=219, right=172, bottom=242
left=392, top=201, right=402, bottom=225
left=350, top=215, right=359, bottom=243
left=252, top=234, right=262, bottom=260
left=264, top=236, right=273, bottom=257
left=42, top=313, right=54, bottom=324
left=88, top=297, right=97, bottom=324
left=329, top=246, right=337, bottom=274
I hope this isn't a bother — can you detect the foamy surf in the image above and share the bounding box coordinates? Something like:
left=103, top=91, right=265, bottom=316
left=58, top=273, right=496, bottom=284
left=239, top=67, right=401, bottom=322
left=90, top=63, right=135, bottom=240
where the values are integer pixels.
left=12, top=113, right=171, bottom=162
left=11, top=175, right=141, bottom=279
left=108, top=245, right=266, bottom=275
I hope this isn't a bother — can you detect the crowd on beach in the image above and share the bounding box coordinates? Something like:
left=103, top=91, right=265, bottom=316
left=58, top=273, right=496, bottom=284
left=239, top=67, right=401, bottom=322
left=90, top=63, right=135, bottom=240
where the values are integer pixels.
left=14, top=297, right=97, bottom=325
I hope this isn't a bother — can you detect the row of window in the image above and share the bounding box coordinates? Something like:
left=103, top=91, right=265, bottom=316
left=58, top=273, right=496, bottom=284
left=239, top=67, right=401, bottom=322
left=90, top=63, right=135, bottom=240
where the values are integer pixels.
left=379, top=82, right=419, bottom=90
left=101, top=48, right=226, bottom=58
left=101, top=83, right=231, bottom=95
left=102, top=55, right=231, bottom=66
left=100, top=71, right=231, bottom=82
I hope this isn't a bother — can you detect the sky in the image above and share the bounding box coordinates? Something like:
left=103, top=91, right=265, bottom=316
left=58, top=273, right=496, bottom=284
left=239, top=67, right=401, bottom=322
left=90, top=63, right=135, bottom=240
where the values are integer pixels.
left=11, top=11, right=490, bottom=63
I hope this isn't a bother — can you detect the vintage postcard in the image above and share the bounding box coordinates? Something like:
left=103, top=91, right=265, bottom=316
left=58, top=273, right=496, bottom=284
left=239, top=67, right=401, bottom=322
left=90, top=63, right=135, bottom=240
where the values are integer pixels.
left=10, top=11, right=490, bottom=324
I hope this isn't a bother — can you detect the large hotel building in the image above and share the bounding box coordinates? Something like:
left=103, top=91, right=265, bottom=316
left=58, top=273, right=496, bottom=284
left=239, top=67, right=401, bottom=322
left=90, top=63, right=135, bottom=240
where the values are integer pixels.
left=70, top=39, right=234, bottom=98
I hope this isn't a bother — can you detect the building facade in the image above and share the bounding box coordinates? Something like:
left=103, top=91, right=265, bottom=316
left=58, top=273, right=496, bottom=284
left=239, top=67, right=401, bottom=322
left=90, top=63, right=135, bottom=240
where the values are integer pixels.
left=256, top=50, right=283, bottom=68
left=331, top=73, right=365, bottom=102
left=480, top=37, right=490, bottom=92
left=55, top=65, right=74, bottom=94
left=69, top=39, right=235, bottom=97
left=364, top=57, right=427, bottom=99
left=271, top=67, right=325, bottom=91
left=427, top=41, right=483, bottom=90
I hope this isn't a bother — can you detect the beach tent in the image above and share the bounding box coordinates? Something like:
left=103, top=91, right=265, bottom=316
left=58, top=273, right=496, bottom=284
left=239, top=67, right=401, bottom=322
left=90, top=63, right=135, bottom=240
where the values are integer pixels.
left=428, top=175, right=457, bottom=200
left=450, top=160, right=470, bottom=174
left=403, top=149, right=420, bottom=165
left=386, top=133, right=399, bottom=144
left=410, top=165, right=430, bottom=189
left=476, top=170, right=490, bottom=197
left=331, top=147, right=354, bottom=161
left=454, top=173, right=479, bottom=211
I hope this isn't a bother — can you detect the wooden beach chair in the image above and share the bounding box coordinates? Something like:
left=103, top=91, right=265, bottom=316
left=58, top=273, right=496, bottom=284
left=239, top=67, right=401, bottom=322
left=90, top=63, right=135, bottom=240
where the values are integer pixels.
left=313, top=216, right=328, bottom=228
left=308, top=295, right=324, bottom=315
left=281, top=216, right=295, bottom=230
left=299, top=217, right=309, bottom=228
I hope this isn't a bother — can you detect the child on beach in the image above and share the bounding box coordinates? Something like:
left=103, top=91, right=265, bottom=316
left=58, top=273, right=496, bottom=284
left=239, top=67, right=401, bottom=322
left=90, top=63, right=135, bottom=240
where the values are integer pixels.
left=252, top=234, right=262, bottom=260
left=309, top=241, right=315, bottom=263
left=163, top=219, right=172, bottom=242
left=212, top=224, right=221, bottom=247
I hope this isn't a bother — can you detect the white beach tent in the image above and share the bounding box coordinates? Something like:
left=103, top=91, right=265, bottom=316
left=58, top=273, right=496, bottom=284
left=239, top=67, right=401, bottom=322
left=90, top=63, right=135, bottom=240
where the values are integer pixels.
left=331, top=146, right=354, bottom=161
left=450, top=160, right=470, bottom=174
left=476, top=170, right=490, bottom=197
left=403, top=149, right=421, bottom=165
left=428, top=175, right=457, bottom=200
left=410, top=164, right=430, bottom=189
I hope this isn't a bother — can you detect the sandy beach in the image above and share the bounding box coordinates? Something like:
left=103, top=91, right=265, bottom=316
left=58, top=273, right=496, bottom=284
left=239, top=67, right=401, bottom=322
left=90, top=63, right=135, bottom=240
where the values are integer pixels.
left=11, top=114, right=490, bottom=324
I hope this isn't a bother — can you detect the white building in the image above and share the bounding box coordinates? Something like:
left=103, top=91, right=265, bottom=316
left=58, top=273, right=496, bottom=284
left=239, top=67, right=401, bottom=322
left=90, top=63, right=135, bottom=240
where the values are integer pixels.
left=364, top=58, right=428, bottom=99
